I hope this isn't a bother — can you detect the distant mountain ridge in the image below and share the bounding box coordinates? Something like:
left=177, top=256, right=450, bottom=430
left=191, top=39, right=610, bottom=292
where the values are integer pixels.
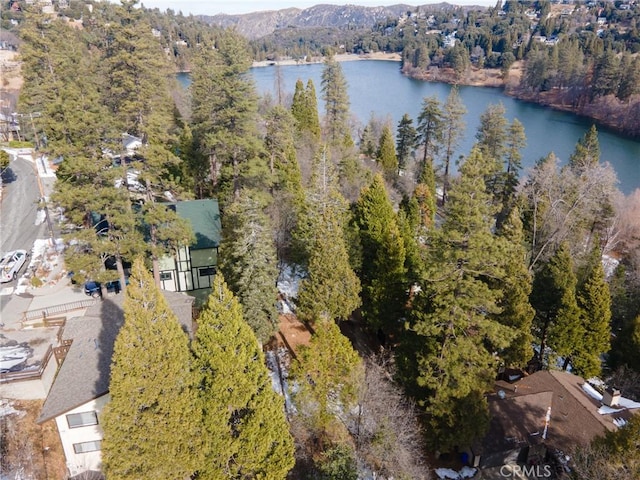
left=199, top=3, right=478, bottom=40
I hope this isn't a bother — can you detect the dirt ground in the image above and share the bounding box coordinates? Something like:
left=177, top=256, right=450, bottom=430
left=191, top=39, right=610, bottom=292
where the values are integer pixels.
left=0, top=399, right=67, bottom=480
left=276, top=313, right=312, bottom=357
left=0, top=50, right=22, bottom=92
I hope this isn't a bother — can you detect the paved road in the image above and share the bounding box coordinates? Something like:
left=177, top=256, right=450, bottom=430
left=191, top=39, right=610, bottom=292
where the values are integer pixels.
left=0, top=152, right=48, bottom=313
left=1, top=153, right=47, bottom=252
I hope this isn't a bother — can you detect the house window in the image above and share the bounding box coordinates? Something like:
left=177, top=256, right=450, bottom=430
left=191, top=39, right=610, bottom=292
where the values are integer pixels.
left=66, top=411, right=98, bottom=428
left=160, top=272, right=172, bottom=281
left=73, top=440, right=102, bottom=454
left=199, top=267, right=216, bottom=277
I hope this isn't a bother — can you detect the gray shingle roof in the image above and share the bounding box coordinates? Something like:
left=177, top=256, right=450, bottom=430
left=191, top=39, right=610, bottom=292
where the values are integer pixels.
left=37, top=290, right=194, bottom=424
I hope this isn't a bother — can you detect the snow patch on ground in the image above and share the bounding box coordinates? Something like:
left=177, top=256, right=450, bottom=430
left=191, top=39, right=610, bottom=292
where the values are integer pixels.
left=602, top=254, right=619, bottom=278
left=435, top=466, right=477, bottom=479
left=35, top=209, right=46, bottom=226
left=0, top=400, right=24, bottom=418
left=36, top=155, right=56, bottom=178
left=277, top=264, right=303, bottom=313
left=265, top=348, right=295, bottom=415
left=0, top=344, right=33, bottom=373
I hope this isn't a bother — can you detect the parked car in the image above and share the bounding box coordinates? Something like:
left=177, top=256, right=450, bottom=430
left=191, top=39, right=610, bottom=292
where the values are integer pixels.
left=0, top=249, right=28, bottom=283
left=83, top=280, right=123, bottom=298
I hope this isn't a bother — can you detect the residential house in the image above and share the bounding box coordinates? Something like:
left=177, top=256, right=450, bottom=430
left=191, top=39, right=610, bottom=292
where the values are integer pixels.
left=158, top=199, right=221, bottom=295
left=37, top=290, right=194, bottom=478
left=471, top=370, right=640, bottom=473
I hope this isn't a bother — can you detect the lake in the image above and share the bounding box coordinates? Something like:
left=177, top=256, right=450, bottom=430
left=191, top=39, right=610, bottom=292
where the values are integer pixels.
left=178, top=60, right=640, bottom=194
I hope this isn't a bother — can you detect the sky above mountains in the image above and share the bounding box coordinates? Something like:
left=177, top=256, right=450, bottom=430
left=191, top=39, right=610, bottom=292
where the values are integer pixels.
left=139, top=1, right=495, bottom=16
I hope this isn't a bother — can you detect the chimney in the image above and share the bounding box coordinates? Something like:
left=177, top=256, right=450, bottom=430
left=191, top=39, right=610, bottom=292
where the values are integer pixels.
left=603, top=387, right=621, bottom=407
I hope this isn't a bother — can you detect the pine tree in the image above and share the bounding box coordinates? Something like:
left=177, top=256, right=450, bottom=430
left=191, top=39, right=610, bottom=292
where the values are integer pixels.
left=617, top=53, right=640, bottom=103
left=305, top=79, right=322, bottom=142
left=296, top=153, right=361, bottom=323
left=101, top=258, right=198, bottom=480
left=403, top=147, right=515, bottom=450
left=440, top=87, right=466, bottom=204
left=395, top=113, right=417, bottom=172
left=502, top=118, right=526, bottom=218
left=572, top=256, right=611, bottom=378
left=291, top=79, right=307, bottom=131
left=476, top=102, right=508, bottom=202
left=296, top=209, right=362, bottom=323
left=376, top=123, right=399, bottom=178
left=321, top=56, right=351, bottom=146
left=291, top=78, right=321, bottom=143
left=100, top=0, right=174, bottom=141
left=219, top=192, right=280, bottom=344
left=192, top=273, right=295, bottom=479
left=569, top=125, right=600, bottom=172
left=496, top=207, right=535, bottom=368
left=530, top=243, right=583, bottom=369
left=416, top=96, right=443, bottom=183
left=292, top=319, right=362, bottom=431
left=354, top=174, right=406, bottom=334
left=190, top=31, right=264, bottom=200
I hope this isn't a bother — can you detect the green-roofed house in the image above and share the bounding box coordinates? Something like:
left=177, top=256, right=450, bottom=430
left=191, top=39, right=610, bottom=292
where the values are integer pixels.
left=158, top=199, right=221, bottom=294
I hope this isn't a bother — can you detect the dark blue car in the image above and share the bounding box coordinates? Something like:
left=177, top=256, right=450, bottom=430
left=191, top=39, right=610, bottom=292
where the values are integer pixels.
left=83, top=280, right=123, bottom=297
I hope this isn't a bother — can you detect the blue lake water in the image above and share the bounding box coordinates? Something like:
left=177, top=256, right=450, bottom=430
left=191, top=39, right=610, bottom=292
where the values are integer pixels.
left=178, top=60, right=640, bottom=194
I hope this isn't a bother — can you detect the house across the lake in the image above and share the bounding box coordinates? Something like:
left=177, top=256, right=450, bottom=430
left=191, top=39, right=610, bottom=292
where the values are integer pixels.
left=158, top=199, right=221, bottom=296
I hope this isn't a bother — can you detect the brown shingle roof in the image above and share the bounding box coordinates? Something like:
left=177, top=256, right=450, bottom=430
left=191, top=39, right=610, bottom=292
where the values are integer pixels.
left=480, top=370, right=621, bottom=458
left=37, top=291, right=194, bottom=424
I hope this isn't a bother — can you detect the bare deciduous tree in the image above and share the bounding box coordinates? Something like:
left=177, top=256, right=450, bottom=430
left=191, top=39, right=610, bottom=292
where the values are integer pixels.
left=348, top=355, right=431, bottom=480
left=521, top=154, right=619, bottom=271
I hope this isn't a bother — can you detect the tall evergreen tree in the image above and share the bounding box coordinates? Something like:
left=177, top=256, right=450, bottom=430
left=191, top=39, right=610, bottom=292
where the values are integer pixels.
left=495, top=207, right=535, bottom=368
left=402, top=147, right=514, bottom=450
left=376, top=123, right=399, bottom=178
left=192, top=273, right=295, bottom=479
left=475, top=102, right=508, bottom=201
left=296, top=207, right=362, bottom=324
left=305, top=79, right=322, bottom=142
left=572, top=254, right=611, bottom=378
left=321, top=56, right=351, bottom=146
left=395, top=113, right=417, bottom=172
left=354, top=174, right=406, bottom=334
left=415, top=96, right=443, bottom=184
left=219, top=192, right=279, bottom=344
left=569, top=125, right=600, bottom=172
left=101, top=258, right=198, bottom=480
left=530, top=243, right=583, bottom=369
left=291, top=78, right=321, bottom=142
left=502, top=118, right=526, bottom=216
left=292, top=319, right=362, bottom=432
left=440, top=86, right=466, bottom=204
left=617, top=53, right=640, bottom=103
left=476, top=102, right=508, bottom=166
left=190, top=31, right=264, bottom=200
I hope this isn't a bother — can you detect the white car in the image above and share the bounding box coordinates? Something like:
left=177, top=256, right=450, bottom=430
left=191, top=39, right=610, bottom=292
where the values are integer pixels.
left=0, top=250, right=28, bottom=283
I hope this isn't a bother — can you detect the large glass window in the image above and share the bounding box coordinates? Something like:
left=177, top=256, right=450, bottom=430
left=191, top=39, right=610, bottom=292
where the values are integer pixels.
left=66, top=411, right=98, bottom=428
left=73, top=440, right=102, bottom=454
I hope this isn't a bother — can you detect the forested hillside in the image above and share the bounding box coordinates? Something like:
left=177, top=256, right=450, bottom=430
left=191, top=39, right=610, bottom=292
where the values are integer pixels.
left=10, top=0, right=640, bottom=478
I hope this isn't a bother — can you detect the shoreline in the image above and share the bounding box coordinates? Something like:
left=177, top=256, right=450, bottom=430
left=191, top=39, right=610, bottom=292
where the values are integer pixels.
left=251, top=51, right=402, bottom=68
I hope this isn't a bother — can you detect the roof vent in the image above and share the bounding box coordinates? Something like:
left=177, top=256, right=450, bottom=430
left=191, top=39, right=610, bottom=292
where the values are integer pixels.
left=498, top=390, right=506, bottom=399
